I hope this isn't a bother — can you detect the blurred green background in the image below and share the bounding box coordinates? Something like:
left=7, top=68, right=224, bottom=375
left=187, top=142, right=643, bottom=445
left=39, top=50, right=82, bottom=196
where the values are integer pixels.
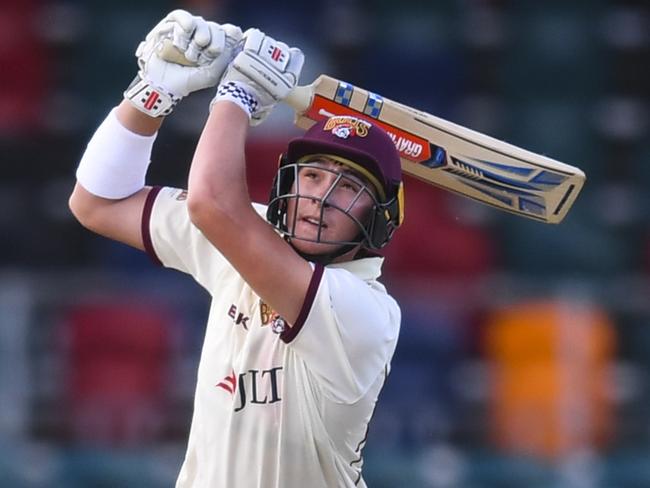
left=1, top=0, right=649, bottom=486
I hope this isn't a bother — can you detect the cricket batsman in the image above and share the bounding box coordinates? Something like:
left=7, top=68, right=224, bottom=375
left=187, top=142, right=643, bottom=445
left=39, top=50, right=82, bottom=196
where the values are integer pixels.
left=69, top=10, right=404, bottom=487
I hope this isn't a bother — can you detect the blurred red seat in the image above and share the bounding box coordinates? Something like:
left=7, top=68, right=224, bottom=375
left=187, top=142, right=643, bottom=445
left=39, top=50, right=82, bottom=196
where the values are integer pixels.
left=383, top=178, right=496, bottom=280
left=62, top=301, right=172, bottom=445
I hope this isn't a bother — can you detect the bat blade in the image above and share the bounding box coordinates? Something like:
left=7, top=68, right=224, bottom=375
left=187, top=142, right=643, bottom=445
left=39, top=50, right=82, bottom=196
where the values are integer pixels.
left=158, top=42, right=585, bottom=223
left=286, top=75, right=585, bottom=224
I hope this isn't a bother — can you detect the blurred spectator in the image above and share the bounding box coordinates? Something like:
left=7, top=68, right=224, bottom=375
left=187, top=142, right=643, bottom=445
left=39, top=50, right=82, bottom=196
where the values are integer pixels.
left=60, top=301, right=173, bottom=445
left=383, top=179, right=497, bottom=282
left=0, top=0, right=50, bottom=135
left=484, top=300, right=616, bottom=459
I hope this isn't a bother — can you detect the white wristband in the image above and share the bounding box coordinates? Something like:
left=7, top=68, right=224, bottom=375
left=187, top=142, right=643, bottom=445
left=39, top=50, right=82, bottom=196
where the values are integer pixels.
left=76, top=108, right=157, bottom=199
left=210, top=81, right=259, bottom=119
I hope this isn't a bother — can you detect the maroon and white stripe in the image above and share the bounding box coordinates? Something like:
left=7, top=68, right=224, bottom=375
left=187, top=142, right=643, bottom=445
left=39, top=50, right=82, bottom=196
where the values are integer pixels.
left=280, top=263, right=324, bottom=343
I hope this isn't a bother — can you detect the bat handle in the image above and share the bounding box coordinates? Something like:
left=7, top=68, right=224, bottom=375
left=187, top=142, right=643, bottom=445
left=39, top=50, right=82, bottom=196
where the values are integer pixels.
left=284, top=85, right=312, bottom=114
left=158, top=39, right=196, bottom=66
left=159, top=39, right=313, bottom=114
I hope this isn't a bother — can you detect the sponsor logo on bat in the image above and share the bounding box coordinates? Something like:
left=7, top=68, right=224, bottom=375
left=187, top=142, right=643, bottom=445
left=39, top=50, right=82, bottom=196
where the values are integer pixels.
left=308, top=95, right=433, bottom=164
left=390, top=135, right=423, bottom=158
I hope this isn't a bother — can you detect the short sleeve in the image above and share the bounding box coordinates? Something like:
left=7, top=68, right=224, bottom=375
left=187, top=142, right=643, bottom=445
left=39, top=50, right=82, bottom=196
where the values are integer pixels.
left=281, top=264, right=401, bottom=404
left=141, top=186, right=267, bottom=291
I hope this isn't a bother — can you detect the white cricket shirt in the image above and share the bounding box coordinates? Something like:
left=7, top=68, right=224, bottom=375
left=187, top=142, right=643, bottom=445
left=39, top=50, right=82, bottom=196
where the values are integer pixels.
left=142, top=187, right=401, bottom=488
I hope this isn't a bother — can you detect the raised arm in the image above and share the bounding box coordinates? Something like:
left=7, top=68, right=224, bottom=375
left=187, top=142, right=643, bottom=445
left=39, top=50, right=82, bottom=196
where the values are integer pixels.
left=69, top=103, right=161, bottom=249
left=69, top=10, right=242, bottom=250
left=186, top=29, right=311, bottom=325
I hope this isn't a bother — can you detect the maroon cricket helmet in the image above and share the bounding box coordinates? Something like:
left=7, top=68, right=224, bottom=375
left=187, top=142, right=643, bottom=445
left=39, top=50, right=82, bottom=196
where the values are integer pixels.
left=267, top=115, right=404, bottom=252
left=286, top=115, right=402, bottom=199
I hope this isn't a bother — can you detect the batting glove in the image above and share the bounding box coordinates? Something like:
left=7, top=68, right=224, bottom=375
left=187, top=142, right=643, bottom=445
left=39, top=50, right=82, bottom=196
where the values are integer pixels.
left=212, top=28, right=304, bottom=126
left=125, top=9, right=243, bottom=117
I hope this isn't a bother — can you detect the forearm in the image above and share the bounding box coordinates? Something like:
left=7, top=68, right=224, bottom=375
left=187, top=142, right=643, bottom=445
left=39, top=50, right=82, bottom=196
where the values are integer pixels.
left=188, top=102, right=252, bottom=217
left=186, top=100, right=313, bottom=324
left=70, top=9, right=245, bottom=251
left=69, top=183, right=151, bottom=249
left=186, top=25, right=303, bottom=216
left=116, top=100, right=164, bottom=136
left=70, top=101, right=159, bottom=247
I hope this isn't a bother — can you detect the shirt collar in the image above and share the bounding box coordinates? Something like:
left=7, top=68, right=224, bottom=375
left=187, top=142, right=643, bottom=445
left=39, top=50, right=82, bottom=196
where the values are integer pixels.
left=327, top=256, right=384, bottom=281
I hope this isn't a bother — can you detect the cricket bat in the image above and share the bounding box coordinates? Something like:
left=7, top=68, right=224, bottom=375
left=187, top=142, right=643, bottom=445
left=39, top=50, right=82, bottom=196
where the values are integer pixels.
left=160, top=41, right=585, bottom=223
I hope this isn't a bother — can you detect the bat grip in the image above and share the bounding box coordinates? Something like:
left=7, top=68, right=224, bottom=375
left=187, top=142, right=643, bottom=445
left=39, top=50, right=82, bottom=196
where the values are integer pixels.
left=284, top=85, right=312, bottom=114
left=158, top=39, right=312, bottom=113
left=158, top=39, right=195, bottom=66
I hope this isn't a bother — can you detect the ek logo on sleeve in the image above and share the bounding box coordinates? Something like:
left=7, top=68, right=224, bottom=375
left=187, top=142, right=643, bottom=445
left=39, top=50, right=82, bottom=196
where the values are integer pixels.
left=227, top=304, right=250, bottom=330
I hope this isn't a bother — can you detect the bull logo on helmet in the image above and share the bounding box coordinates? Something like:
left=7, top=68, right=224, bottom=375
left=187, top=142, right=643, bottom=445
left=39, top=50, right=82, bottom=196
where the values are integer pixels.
left=323, top=116, right=371, bottom=139
left=332, top=125, right=353, bottom=139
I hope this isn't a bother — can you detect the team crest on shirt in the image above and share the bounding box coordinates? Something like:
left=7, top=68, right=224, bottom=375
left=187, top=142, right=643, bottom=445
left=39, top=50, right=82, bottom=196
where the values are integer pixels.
left=260, top=301, right=286, bottom=334
left=175, top=189, right=188, bottom=201
left=323, top=116, right=371, bottom=139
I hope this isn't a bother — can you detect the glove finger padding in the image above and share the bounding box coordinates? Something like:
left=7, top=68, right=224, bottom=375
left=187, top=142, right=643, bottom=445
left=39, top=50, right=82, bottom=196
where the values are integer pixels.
left=166, top=9, right=195, bottom=32
left=204, top=23, right=226, bottom=58
left=186, top=21, right=223, bottom=64
left=223, top=24, right=244, bottom=48
left=235, top=29, right=294, bottom=99
left=191, top=17, right=212, bottom=47
left=126, top=10, right=243, bottom=117
left=136, top=10, right=196, bottom=68
left=285, top=48, right=305, bottom=86
left=216, top=28, right=304, bottom=125
left=167, top=9, right=196, bottom=52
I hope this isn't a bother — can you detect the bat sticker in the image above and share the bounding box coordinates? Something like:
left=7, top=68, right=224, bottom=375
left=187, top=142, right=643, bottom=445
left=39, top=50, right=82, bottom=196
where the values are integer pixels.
left=363, top=92, right=384, bottom=118
left=334, top=82, right=354, bottom=106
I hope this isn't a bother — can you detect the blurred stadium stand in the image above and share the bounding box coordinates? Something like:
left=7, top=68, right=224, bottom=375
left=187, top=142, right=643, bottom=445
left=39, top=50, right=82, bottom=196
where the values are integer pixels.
left=1, top=0, right=649, bottom=486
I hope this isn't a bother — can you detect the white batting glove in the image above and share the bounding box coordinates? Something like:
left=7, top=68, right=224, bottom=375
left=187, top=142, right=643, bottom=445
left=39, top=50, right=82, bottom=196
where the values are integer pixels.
left=124, top=9, right=243, bottom=117
left=212, top=28, right=304, bottom=126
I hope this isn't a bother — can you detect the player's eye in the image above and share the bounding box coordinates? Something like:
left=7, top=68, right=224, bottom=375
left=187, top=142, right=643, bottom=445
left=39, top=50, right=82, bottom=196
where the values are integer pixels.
left=337, top=174, right=363, bottom=192
left=340, top=180, right=360, bottom=192
left=302, top=170, right=319, bottom=180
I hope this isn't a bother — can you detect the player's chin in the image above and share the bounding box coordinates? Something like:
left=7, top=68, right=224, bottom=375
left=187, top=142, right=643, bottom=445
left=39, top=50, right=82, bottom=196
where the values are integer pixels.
left=289, top=237, right=343, bottom=256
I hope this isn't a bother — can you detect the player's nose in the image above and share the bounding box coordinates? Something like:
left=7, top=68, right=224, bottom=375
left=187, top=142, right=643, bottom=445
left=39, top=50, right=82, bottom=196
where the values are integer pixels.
left=307, top=174, right=337, bottom=204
